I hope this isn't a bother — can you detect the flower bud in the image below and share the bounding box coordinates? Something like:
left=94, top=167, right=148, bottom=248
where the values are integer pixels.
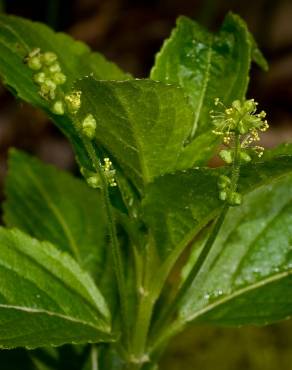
left=33, top=72, right=46, bottom=84
left=86, top=175, right=100, bottom=188
left=52, top=72, right=66, bottom=85
left=40, top=79, right=56, bottom=99
left=48, top=63, right=61, bottom=73
left=52, top=101, right=64, bottom=115
left=28, top=56, right=42, bottom=70
left=82, top=114, right=96, bottom=139
left=42, top=51, right=57, bottom=66
left=219, top=190, right=227, bottom=201
left=240, top=151, right=252, bottom=162
left=228, top=192, right=242, bottom=206
left=218, top=175, right=231, bottom=189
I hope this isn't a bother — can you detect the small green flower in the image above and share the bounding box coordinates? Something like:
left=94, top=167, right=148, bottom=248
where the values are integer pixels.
left=211, top=98, right=268, bottom=142
left=102, top=158, right=117, bottom=187
left=65, top=91, right=81, bottom=113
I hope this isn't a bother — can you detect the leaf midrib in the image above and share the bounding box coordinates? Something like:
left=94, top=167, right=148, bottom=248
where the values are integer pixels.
left=0, top=304, right=104, bottom=332
left=190, top=36, right=213, bottom=138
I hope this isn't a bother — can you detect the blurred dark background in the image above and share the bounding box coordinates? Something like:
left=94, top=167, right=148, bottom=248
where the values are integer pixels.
left=0, top=0, right=292, bottom=369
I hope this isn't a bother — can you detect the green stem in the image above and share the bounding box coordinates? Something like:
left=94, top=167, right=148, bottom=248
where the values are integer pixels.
left=130, top=239, right=158, bottom=366
left=83, top=140, right=130, bottom=350
left=131, top=293, right=153, bottom=361
left=230, top=134, right=241, bottom=193
left=90, top=345, right=98, bottom=370
left=150, top=133, right=242, bottom=345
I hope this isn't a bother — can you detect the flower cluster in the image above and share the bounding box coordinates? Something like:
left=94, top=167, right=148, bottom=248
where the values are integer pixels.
left=211, top=98, right=269, bottom=205
left=211, top=98, right=268, bottom=161
left=102, top=158, right=117, bottom=187
left=26, top=48, right=115, bottom=188
left=81, top=158, right=117, bottom=189
left=217, top=174, right=242, bottom=205
left=26, top=48, right=66, bottom=114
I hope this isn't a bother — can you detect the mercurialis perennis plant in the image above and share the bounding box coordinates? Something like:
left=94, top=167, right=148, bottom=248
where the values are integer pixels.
left=0, top=12, right=292, bottom=370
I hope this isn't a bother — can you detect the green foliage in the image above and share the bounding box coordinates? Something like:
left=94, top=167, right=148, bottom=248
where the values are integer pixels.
left=142, top=144, right=292, bottom=260
left=0, top=11, right=291, bottom=370
left=178, top=174, right=292, bottom=327
left=151, top=13, right=267, bottom=164
left=3, top=150, right=107, bottom=279
left=74, top=77, right=196, bottom=192
left=0, top=228, right=112, bottom=348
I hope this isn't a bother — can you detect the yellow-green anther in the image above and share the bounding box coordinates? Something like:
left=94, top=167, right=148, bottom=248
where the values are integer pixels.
left=82, top=114, right=96, bottom=139
left=48, top=63, right=61, bottom=73
left=52, top=72, right=66, bottom=85
left=42, top=51, right=57, bottom=66
left=52, top=101, right=64, bottom=115
left=219, top=149, right=233, bottom=164
left=33, top=72, right=46, bottom=84
left=28, top=55, right=42, bottom=70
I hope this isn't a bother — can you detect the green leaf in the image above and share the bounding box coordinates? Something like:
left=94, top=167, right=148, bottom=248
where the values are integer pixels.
left=179, top=173, right=292, bottom=326
left=3, top=149, right=107, bottom=282
left=150, top=13, right=267, bottom=164
left=3, top=150, right=118, bottom=315
left=75, top=77, right=195, bottom=192
left=0, top=14, right=130, bottom=169
left=142, top=145, right=292, bottom=261
left=0, top=228, right=112, bottom=348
